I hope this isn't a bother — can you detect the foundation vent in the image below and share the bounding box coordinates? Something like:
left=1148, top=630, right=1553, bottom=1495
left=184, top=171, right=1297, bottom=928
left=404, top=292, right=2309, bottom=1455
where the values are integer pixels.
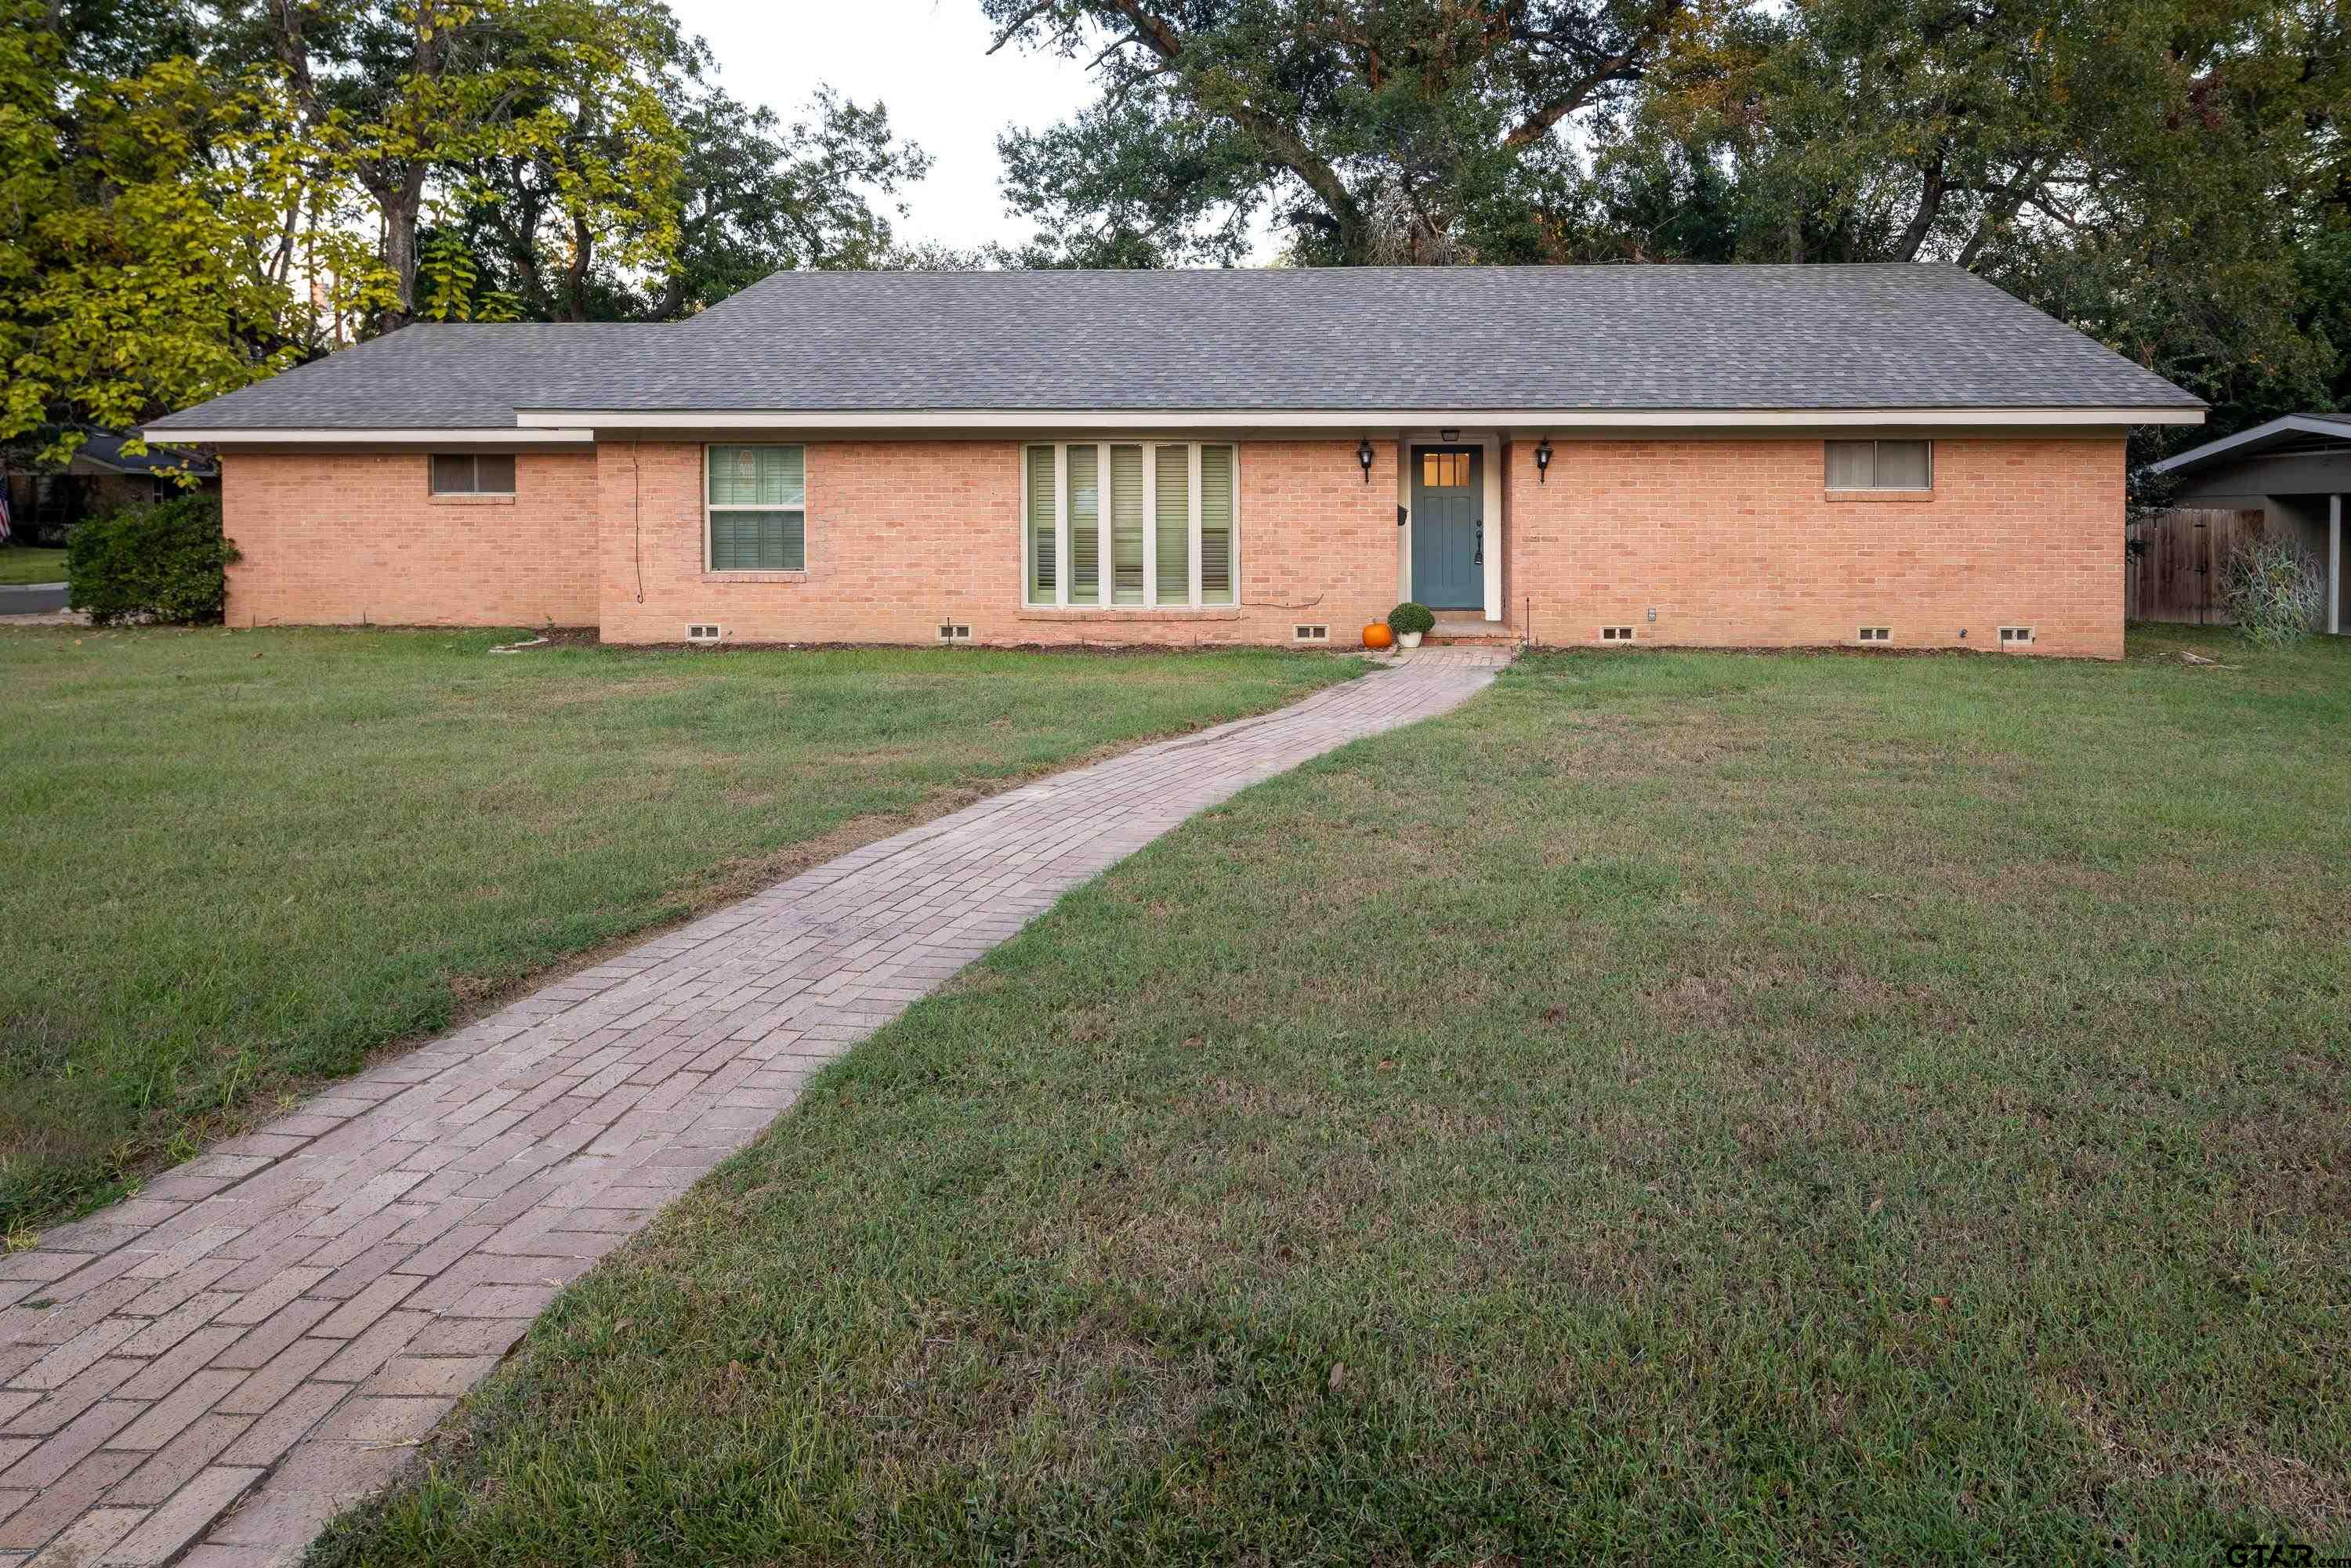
left=1857, top=627, right=1892, bottom=643
left=1999, top=626, right=2034, bottom=647
left=685, top=624, right=723, bottom=644
left=937, top=623, right=971, bottom=642
left=1294, top=624, right=1329, bottom=643
left=1599, top=625, right=1635, bottom=643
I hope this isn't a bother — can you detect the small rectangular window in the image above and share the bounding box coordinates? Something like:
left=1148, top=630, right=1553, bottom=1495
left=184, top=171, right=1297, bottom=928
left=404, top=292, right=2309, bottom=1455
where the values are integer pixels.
left=429, top=453, right=516, bottom=495
left=707, top=445, right=805, bottom=572
left=1825, top=440, right=1931, bottom=491
left=1857, top=626, right=1891, bottom=642
left=1999, top=625, right=2034, bottom=646
left=1422, top=451, right=1472, bottom=487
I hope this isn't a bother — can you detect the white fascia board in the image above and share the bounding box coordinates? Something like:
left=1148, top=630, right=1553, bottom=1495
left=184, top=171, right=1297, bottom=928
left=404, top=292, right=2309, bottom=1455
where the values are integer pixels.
left=139, top=427, right=596, bottom=446
left=515, top=405, right=2205, bottom=432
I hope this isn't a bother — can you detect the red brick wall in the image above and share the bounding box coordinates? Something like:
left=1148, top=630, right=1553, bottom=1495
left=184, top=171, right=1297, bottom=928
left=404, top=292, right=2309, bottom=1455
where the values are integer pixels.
left=1501, top=436, right=2127, bottom=658
left=593, top=439, right=1402, bottom=646
left=221, top=451, right=598, bottom=628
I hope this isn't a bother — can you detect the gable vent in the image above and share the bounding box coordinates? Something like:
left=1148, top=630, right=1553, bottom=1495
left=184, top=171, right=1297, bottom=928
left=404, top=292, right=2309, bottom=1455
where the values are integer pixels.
left=685, top=624, right=723, bottom=644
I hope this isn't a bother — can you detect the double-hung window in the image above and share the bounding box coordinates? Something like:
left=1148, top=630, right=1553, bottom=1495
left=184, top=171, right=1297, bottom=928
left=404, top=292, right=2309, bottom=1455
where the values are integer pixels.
left=1824, top=440, right=1932, bottom=491
left=1026, top=442, right=1237, bottom=607
left=706, top=444, right=806, bottom=571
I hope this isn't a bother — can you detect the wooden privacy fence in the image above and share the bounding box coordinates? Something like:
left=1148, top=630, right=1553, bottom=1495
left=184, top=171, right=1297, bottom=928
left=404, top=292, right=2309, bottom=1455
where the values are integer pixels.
left=2125, top=507, right=2266, bottom=624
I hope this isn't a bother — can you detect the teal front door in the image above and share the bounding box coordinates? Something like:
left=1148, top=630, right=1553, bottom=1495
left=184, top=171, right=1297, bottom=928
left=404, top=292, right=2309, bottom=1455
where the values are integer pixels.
left=1410, top=446, right=1482, bottom=609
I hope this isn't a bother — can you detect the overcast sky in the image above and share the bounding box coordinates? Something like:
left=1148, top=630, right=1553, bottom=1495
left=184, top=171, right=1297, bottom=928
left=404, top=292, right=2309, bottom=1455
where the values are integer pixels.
left=668, top=0, right=1102, bottom=255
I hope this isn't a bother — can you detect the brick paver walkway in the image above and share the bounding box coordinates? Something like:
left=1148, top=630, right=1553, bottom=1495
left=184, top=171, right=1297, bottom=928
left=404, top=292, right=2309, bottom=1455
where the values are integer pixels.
left=0, top=659, right=1500, bottom=1566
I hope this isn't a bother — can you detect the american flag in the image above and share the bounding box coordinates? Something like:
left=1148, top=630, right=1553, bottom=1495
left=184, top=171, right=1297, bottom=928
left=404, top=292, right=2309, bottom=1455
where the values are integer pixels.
left=0, top=480, right=13, bottom=545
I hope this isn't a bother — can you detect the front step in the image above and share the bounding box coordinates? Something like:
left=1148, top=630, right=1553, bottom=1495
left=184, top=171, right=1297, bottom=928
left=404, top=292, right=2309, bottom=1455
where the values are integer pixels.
left=1426, top=616, right=1518, bottom=647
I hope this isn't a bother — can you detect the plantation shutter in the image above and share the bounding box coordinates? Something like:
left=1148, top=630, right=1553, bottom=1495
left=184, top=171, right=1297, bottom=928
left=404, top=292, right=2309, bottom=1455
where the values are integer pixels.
left=1110, top=445, right=1144, bottom=604
left=1154, top=446, right=1190, bottom=604
left=1027, top=445, right=1056, bottom=599
left=1068, top=445, right=1100, bottom=604
left=1200, top=445, right=1234, bottom=605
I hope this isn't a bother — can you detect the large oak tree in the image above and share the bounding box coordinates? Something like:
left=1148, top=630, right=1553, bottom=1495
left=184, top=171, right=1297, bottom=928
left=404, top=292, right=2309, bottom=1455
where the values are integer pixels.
left=984, top=0, right=1693, bottom=264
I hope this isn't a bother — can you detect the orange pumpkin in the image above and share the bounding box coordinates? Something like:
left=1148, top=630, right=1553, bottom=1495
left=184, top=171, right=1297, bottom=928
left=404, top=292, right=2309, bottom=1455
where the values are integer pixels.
left=1362, top=622, right=1395, bottom=650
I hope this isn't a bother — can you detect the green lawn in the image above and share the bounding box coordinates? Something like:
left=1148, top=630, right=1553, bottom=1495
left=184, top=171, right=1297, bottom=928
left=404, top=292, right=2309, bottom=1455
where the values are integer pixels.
left=0, top=627, right=1358, bottom=1229
left=317, top=625, right=2349, bottom=1567
left=0, top=546, right=67, bottom=586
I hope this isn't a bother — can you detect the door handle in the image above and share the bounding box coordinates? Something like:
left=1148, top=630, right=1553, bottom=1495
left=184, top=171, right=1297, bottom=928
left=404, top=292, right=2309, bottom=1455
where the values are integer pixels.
left=1473, top=520, right=1483, bottom=568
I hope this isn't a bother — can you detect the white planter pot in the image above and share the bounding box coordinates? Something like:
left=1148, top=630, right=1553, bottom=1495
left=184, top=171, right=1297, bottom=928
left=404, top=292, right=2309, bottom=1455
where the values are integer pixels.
left=1398, top=631, right=1423, bottom=649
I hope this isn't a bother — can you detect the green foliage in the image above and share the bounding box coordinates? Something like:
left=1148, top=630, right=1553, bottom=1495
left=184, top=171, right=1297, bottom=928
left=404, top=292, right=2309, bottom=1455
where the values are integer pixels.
left=306, top=630, right=2351, bottom=1567
left=2219, top=536, right=2326, bottom=646
left=1387, top=600, right=1435, bottom=636
left=64, top=493, right=239, bottom=625
left=985, top=0, right=1686, bottom=265
left=1621, top=0, right=2351, bottom=449
left=0, top=1, right=381, bottom=466
left=450, top=81, right=929, bottom=321
left=4, top=0, right=925, bottom=446
left=0, top=632, right=1353, bottom=1228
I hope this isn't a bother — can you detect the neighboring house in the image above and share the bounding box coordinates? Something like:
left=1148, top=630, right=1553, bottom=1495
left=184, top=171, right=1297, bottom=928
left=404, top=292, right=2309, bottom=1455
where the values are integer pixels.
left=145, top=265, right=2201, bottom=658
left=2148, top=414, right=2348, bottom=636
left=1, top=432, right=219, bottom=545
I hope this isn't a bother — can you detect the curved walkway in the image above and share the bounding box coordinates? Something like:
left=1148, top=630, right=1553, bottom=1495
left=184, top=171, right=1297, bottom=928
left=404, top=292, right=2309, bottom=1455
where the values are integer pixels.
left=0, top=657, right=1502, bottom=1566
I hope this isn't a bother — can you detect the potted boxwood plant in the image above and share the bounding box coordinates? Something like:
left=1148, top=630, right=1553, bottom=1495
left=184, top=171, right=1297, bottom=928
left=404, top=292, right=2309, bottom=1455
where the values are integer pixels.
left=1387, top=601, right=1434, bottom=650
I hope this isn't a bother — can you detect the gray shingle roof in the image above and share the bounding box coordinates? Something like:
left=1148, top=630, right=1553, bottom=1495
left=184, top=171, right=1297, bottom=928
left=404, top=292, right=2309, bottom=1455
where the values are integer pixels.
left=149, top=263, right=2199, bottom=432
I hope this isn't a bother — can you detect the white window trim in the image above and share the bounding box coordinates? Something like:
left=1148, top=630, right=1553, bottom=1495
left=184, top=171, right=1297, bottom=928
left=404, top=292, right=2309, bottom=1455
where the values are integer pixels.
left=1022, top=440, right=1240, bottom=610
left=1825, top=438, right=1934, bottom=491
left=704, top=443, right=807, bottom=574
left=428, top=452, right=516, bottom=497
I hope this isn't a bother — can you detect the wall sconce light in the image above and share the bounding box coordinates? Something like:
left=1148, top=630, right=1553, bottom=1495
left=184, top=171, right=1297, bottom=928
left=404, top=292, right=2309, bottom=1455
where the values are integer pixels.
left=1356, top=438, right=1374, bottom=483
left=1439, top=427, right=1460, bottom=444
left=1534, top=436, right=1552, bottom=483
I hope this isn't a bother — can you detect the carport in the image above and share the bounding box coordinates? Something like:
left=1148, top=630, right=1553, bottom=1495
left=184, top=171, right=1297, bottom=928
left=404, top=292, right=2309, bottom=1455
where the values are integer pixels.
left=2151, top=413, right=2348, bottom=634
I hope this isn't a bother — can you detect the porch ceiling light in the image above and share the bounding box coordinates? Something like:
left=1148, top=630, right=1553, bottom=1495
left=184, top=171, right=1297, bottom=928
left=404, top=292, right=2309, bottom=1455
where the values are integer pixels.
left=1356, top=437, right=1375, bottom=482
left=1535, top=436, right=1552, bottom=483
left=1439, top=427, right=1460, bottom=443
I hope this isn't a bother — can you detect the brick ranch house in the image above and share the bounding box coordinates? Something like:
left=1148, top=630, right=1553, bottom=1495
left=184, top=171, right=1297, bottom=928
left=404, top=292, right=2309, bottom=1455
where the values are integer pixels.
left=146, top=265, right=2202, bottom=658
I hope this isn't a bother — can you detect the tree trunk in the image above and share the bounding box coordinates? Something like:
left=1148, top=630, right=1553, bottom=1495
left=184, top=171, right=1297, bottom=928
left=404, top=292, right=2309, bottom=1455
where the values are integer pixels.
left=564, top=215, right=593, bottom=322
left=1891, top=154, right=1949, bottom=262
left=375, top=165, right=428, bottom=331
left=376, top=5, right=442, bottom=331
